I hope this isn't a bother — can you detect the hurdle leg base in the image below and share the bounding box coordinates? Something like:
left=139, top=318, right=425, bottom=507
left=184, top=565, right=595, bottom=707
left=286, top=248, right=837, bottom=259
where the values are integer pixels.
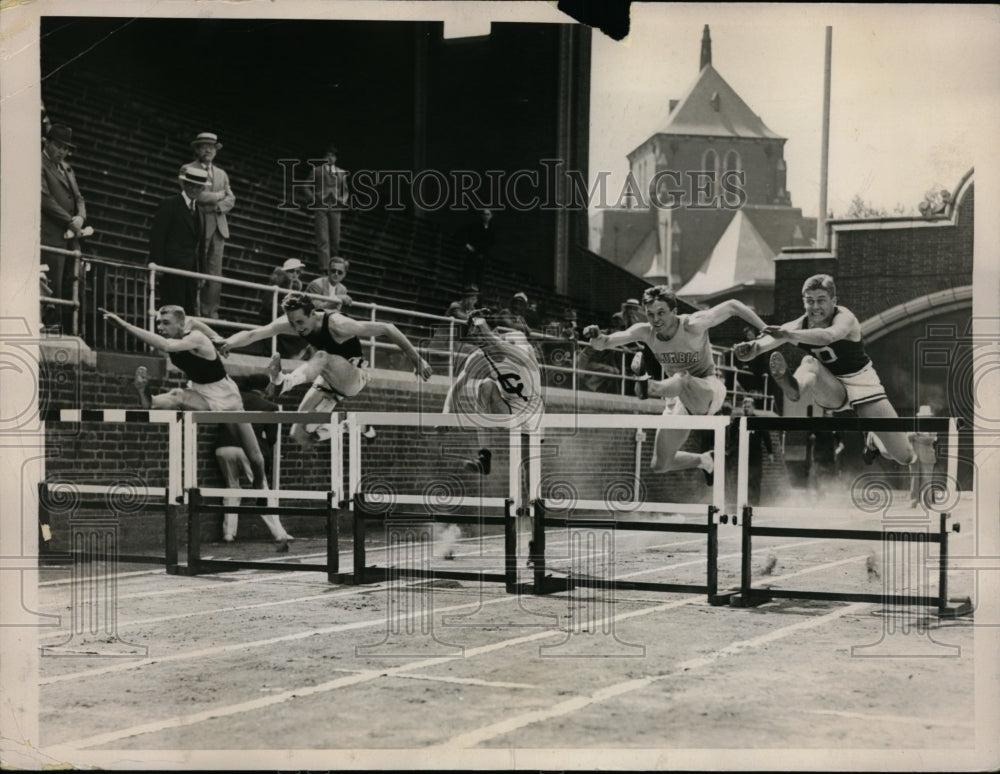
left=938, top=596, right=973, bottom=619
left=709, top=591, right=739, bottom=606
left=529, top=575, right=571, bottom=596
left=729, top=591, right=771, bottom=608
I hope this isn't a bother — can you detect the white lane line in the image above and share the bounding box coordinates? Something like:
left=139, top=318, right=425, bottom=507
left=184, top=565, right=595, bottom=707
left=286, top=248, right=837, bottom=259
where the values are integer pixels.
left=615, top=539, right=826, bottom=579
left=805, top=709, right=975, bottom=729
left=60, top=597, right=697, bottom=751
left=431, top=601, right=870, bottom=749
left=38, top=571, right=318, bottom=606
left=39, top=568, right=165, bottom=586
left=56, top=552, right=876, bottom=749
left=391, top=673, right=535, bottom=690
left=37, top=585, right=382, bottom=642
left=39, top=595, right=513, bottom=687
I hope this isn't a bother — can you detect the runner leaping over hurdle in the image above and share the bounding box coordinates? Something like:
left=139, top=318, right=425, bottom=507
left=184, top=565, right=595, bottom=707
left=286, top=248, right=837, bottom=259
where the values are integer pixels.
left=733, top=273, right=916, bottom=466
left=584, top=286, right=769, bottom=483
left=222, top=293, right=433, bottom=448
left=101, top=305, right=269, bottom=494
left=442, top=314, right=544, bottom=474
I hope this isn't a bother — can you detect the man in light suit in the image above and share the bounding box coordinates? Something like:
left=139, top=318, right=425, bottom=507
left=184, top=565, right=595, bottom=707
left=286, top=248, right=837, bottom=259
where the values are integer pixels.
left=41, top=124, right=88, bottom=313
left=189, top=132, right=236, bottom=318
left=150, top=166, right=209, bottom=313
left=314, top=143, right=349, bottom=272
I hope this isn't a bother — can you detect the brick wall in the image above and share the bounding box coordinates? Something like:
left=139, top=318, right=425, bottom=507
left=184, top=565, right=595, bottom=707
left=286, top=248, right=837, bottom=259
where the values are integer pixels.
left=774, top=185, right=973, bottom=324
left=39, top=353, right=793, bottom=547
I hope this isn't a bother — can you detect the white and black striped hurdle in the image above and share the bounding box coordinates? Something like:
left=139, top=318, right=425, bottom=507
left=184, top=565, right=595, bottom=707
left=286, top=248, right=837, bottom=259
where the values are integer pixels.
left=520, top=413, right=732, bottom=603
left=178, top=409, right=344, bottom=578
left=40, top=408, right=184, bottom=569
left=731, top=415, right=972, bottom=619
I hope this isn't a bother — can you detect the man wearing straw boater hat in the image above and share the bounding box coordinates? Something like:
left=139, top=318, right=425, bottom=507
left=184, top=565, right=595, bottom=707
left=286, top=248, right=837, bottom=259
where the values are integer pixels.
left=188, top=132, right=235, bottom=319
left=149, top=165, right=211, bottom=313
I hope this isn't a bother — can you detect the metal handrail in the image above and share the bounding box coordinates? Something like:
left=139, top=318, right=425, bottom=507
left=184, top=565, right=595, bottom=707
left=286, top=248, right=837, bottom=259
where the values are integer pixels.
left=44, top=249, right=773, bottom=407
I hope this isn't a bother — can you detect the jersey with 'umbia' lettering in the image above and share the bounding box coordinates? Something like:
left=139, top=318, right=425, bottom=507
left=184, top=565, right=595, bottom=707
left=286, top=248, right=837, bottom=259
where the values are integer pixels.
left=793, top=307, right=871, bottom=377
left=639, top=316, right=716, bottom=379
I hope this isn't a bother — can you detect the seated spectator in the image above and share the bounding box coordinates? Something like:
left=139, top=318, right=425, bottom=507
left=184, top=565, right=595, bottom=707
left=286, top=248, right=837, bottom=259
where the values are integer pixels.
left=446, top=285, right=480, bottom=322
left=609, top=311, right=627, bottom=333
left=259, top=265, right=309, bottom=359
left=498, top=291, right=532, bottom=337
left=621, top=298, right=646, bottom=327
left=305, top=255, right=353, bottom=312
left=281, top=258, right=306, bottom=291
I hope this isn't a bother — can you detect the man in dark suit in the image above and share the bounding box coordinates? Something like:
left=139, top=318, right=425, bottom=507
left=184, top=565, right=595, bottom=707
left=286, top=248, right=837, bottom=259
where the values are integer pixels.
left=459, top=208, right=495, bottom=289
left=41, top=124, right=88, bottom=312
left=313, top=143, right=349, bottom=272
left=150, top=165, right=209, bottom=313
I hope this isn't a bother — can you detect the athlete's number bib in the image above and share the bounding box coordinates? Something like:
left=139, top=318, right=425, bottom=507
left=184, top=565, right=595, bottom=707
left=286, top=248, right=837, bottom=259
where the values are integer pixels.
left=809, top=345, right=838, bottom=365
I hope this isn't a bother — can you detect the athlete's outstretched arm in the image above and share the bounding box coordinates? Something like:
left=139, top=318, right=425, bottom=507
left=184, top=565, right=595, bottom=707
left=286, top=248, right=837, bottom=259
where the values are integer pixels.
left=584, top=323, right=650, bottom=351
left=100, top=310, right=208, bottom=354
left=225, top=318, right=295, bottom=351
left=186, top=318, right=228, bottom=352
left=764, top=307, right=858, bottom=346
left=338, top=318, right=432, bottom=380
left=690, top=299, right=767, bottom=333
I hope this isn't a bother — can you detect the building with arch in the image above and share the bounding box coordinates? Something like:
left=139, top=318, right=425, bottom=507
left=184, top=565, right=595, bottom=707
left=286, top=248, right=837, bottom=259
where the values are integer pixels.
left=589, top=24, right=814, bottom=312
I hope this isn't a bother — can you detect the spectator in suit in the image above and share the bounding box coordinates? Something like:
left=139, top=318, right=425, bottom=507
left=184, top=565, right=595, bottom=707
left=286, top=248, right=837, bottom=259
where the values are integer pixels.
left=149, top=165, right=209, bottom=313
left=314, top=143, right=349, bottom=272
left=189, top=132, right=236, bottom=319
left=305, top=255, right=353, bottom=312
left=459, top=208, right=495, bottom=288
left=41, top=124, right=89, bottom=319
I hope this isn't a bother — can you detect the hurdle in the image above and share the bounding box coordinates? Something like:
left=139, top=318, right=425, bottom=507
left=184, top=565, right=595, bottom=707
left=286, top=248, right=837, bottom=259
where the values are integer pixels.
left=344, top=411, right=521, bottom=590
left=40, top=409, right=184, bottom=569
left=177, top=409, right=348, bottom=579
left=730, top=415, right=973, bottom=618
left=521, top=413, right=733, bottom=602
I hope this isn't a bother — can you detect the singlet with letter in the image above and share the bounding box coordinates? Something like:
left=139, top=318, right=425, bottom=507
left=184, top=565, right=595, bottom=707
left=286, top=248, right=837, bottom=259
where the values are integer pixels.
left=298, top=311, right=364, bottom=361
left=169, top=334, right=227, bottom=384
left=639, top=316, right=715, bottom=378
left=794, top=307, right=871, bottom=377
left=478, top=333, right=541, bottom=405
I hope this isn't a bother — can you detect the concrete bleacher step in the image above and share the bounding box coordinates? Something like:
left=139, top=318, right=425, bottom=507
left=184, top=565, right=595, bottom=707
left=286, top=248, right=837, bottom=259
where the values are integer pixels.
left=45, top=66, right=501, bottom=327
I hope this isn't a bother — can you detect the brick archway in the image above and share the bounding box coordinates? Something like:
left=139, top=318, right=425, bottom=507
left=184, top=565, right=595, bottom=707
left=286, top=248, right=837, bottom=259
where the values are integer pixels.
left=859, top=286, right=972, bottom=344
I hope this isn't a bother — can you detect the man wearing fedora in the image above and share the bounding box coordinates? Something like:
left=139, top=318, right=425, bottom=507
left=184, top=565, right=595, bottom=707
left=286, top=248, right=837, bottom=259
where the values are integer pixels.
left=41, top=124, right=88, bottom=320
left=149, top=165, right=210, bottom=314
left=189, top=132, right=236, bottom=319
left=314, top=143, right=349, bottom=273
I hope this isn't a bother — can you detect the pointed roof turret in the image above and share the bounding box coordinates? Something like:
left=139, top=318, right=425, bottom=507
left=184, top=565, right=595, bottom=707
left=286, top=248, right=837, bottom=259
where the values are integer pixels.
left=700, top=24, right=712, bottom=70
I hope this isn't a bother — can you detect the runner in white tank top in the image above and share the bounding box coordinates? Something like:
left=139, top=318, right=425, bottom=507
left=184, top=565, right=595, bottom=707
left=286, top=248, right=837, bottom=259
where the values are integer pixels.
left=586, top=286, right=767, bottom=483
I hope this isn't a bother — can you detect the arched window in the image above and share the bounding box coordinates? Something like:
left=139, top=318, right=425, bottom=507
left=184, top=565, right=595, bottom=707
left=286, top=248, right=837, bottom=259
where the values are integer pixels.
left=700, top=148, right=719, bottom=203
left=724, top=149, right=742, bottom=174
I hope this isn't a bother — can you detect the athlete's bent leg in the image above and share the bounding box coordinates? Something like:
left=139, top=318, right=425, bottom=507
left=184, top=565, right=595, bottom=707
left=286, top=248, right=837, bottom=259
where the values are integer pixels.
left=289, top=386, right=334, bottom=448
left=229, top=422, right=268, bottom=488
left=215, top=446, right=247, bottom=541
left=855, top=399, right=915, bottom=465
left=650, top=427, right=704, bottom=473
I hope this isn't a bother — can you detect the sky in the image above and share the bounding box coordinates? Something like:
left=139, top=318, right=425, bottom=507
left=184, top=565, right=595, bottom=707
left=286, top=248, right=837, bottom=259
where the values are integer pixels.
left=588, top=4, right=999, bottom=218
